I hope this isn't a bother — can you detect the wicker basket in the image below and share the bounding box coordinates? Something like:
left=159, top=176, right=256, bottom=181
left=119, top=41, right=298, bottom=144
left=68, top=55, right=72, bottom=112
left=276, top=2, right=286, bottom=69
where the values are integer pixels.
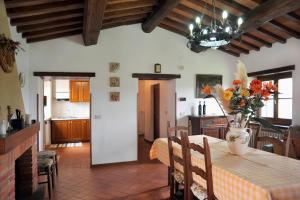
left=0, top=48, right=15, bottom=73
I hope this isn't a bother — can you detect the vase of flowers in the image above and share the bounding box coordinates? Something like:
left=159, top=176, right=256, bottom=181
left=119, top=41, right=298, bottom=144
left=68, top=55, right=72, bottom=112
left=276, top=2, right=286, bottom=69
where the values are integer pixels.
left=202, top=61, right=280, bottom=155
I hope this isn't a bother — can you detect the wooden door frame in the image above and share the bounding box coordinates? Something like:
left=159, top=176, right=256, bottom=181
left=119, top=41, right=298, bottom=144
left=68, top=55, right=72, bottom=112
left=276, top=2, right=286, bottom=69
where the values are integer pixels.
left=35, top=73, right=94, bottom=167
left=153, top=83, right=160, bottom=140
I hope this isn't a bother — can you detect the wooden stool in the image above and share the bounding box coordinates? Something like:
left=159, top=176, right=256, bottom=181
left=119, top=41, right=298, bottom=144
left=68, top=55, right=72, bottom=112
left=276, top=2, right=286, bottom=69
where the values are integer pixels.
left=38, top=157, right=55, bottom=199
left=38, top=150, right=59, bottom=176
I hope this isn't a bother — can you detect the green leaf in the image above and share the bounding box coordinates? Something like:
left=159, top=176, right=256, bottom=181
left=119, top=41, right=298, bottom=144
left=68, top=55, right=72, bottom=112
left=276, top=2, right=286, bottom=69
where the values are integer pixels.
left=251, top=117, right=283, bottom=134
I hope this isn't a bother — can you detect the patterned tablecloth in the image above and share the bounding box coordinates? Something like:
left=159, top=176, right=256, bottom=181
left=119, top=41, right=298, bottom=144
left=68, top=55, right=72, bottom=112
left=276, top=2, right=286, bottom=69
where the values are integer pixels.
left=150, top=135, right=300, bottom=200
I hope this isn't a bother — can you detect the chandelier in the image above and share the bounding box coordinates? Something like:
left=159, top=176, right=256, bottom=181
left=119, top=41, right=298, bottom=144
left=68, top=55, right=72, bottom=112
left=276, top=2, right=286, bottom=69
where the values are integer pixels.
left=187, top=0, right=243, bottom=49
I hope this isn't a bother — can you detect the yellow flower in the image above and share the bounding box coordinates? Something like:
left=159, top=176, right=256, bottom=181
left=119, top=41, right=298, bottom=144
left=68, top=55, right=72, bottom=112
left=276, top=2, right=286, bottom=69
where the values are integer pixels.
left=224, top=90, right=233, bottom=101
left=241, top=89, right=250, bottom=97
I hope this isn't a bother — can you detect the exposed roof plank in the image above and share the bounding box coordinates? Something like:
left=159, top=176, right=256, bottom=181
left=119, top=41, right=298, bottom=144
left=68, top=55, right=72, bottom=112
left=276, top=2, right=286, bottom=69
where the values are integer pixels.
left=5, top=0, right=68, bottom=9
left=257, top=27, right=286, bottom=43
left=10, top=9, right=83, bottom=26
left=23, top=24, right=82, bottom=39
left=17, top=17, right=83, bottom=33
left=285, top=12, right=300, bottom=23
left=83, top=0, right=107, bottom=46
left=218, top=47, right=240, bottom=57
left=103, top=14, right=147, bottom=25
left=105, top=0, right=156, bottom=12
left=104, top=6, right=152, bottom=20
left=102, top=19, right=143, bottom=29
left=6, top=1, right=83, bottom=19
left=240, top=0, right=300, bottom=33
left=233, top=39, right=260, bottom=51
left=27, top=30, right=82, bottom=43
left=269, top=20, right=300, bottom=39
left=142, top=0, right=180, bottom=33
left=243, top=33, right=272, bottom=47
left=228, top=43, right=249, bottom=54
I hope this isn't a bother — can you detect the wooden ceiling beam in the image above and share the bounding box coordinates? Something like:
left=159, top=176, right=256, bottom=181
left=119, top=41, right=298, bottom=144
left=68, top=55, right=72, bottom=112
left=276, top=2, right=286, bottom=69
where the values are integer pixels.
left=228, top=43, right=249, bottom=54
left=103, top=14, right=147, bottom=26
left=102, top=19, right=143, bottom=30
left=27, top=30, right=82, bottom=43
left=142, top=0, right=180, bottom=33
left=243, top=33, right=272, bottom=47
left=10, top=9, right=83, bottom=26
left=218, top=47, right=240, bottom=57
left=23, top=24, right=82, bottom=39
left=5, top=0, right=67, bottom=9
left=17, top=17, right=83, bottom=33
left=234, top=39, right=260, bottom=51
left=6, top=1, right=83, bottom=19
left=82, top=0, right=107, bottom=46
left=269, top=20, right=300, bottom=39
left=104, top=6, right=153, bottom=20
left=105, top=0, right=156, bottom=12
left=285, top=12, right=300, bottom=23
left=239, top=0, right=300, bottom=33
left=257, top=28, right=286, bottom=43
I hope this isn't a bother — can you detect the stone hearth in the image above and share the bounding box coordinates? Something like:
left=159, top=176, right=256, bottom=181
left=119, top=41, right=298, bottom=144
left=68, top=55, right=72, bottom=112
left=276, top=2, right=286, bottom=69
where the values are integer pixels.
left=0, top=124, right=39, bottom=200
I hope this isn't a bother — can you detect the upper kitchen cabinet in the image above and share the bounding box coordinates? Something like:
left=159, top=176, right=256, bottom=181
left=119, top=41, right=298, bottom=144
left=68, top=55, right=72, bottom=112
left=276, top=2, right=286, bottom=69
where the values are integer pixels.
left=70, top=80, right=90, bottom=102
left=55, top=80, right=70, bottom=101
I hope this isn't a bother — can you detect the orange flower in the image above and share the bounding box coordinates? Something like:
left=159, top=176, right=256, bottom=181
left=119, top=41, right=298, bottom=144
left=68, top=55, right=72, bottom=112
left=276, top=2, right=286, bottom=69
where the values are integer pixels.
left=250, top=80, right=262, bottom=94
left=202, top=85, right=212, bottom=95
left=239, top=99, right=246, bottom=107
left=241, top=89, right=250, bottom=97
left=265, top=81, right=273, bottom=90
left=272, top=84, right=278, bottom=92
left=261, top=89, right=270, bottom=98
left=226, top=88, right=235, bottom=92
left=224, top=90, right=233, bottom=100
left=233, top=80, right=242, bottom=85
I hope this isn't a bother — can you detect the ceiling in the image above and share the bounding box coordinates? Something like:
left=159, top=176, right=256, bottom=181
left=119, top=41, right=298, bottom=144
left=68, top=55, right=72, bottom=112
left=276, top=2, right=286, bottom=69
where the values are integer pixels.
left=4, top=0, right=300, bottom=57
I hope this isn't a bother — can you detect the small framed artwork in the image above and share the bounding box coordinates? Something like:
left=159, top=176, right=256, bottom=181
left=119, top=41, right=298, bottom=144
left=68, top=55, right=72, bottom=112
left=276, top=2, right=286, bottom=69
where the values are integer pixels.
left=196, top=74, right=222, bottom=98
left=110, top=92, right=120, bottom=102
left=109, top=62, right=120, bottom=73
left=110, top=77, right=120, bottom=87
left=154, top=63, right=161, bottom=73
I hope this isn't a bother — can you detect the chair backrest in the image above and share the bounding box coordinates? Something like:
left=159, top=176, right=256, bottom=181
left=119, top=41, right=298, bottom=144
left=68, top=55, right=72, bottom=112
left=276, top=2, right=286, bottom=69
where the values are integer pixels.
left=289, top=125, right=300, bottom=159
left=167, top=122, right=186, bottom=178
left=253, top=126, right=290, bottom=156
left=181, top=132, right=215, bottom=200
left=249, top=123, right=262, bottom=148
left=167, top=121, right=192, bottom=137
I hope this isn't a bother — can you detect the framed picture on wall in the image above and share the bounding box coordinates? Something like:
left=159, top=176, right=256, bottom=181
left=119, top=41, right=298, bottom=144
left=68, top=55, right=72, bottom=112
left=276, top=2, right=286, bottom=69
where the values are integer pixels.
left=196, top=74, right=222, bottom=98
left=110, top=92, right=120, bottom=102
left=110, top=77, right=120, bottom=87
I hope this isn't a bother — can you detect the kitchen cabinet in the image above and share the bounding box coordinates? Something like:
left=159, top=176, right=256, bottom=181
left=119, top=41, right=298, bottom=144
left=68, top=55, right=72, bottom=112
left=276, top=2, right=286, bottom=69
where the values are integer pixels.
left=69, top=80, right=90, bottom=102
left=188, top=115, right=228, bottom=139
left=51, top=119, right=90, bottom=143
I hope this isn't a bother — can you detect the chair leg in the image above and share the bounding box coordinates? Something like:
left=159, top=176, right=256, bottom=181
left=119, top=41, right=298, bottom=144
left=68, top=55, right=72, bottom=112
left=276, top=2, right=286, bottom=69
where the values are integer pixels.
left=170, top=176, right=174, bottom=199
left=47, top=167, right=52, bottom=199
left=51, top=165, right=55, bottom=188
left=55, top=155, right=58, bottom=176
left=168, top=167, right=171, bottom=186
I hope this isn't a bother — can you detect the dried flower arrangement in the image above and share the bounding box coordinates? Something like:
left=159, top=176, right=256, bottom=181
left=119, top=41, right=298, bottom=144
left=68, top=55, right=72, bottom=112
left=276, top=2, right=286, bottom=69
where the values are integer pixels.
left=0, top=34, right=23, bottom=73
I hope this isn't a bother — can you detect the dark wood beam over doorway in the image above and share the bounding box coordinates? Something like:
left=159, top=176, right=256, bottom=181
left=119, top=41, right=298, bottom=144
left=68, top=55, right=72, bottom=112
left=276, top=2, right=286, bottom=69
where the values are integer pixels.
left=82, top=0, right=107, bottom=45
left=132, top=73, right=181, bottom=80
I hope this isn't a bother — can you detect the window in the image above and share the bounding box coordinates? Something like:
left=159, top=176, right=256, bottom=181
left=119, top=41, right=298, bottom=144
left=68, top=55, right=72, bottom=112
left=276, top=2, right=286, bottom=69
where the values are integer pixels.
left=258, top=72, right=292, bottom=126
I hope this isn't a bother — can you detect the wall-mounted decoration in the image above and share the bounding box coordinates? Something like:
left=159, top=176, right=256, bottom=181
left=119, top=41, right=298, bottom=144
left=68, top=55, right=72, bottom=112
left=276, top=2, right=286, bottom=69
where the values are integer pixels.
left=196, top=74, right=222, bottom=98
left=109, top=62, right=120, bottom=73
left=19, top=72, right=25, bottom=88
left=0, top=34, right=23, bottom=73
left=154, top=63, right=161, bottom=73
left=110, top=77, right=120, bottom=87
left=110, top=92, right=120, bottom=102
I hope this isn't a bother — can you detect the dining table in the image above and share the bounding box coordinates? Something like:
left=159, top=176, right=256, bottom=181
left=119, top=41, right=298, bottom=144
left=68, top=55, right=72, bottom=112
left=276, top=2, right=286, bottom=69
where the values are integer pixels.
left=150, top=135, right=300, bottom=200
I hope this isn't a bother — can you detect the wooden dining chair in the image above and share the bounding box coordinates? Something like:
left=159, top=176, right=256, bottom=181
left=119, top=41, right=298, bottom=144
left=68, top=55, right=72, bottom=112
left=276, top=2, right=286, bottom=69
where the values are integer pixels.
left=181, top=132, right=216, bottom=200
left=253, top=127, right=290, bottom=157
left=289, top=126, right=300, bottom=159
left=249, top=123, right=262, bottom=148
left=167, top=121, right=188, bottom=199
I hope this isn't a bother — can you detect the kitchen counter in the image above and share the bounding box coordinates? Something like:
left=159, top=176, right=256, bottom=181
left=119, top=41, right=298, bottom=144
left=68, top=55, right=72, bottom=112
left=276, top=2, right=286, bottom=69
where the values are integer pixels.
left=51, top=117, right=90, bottom=121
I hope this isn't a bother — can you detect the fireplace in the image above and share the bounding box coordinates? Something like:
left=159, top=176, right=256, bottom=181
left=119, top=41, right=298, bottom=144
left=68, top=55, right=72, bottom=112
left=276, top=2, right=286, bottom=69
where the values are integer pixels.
left=0, top=124, right=39, bottom=200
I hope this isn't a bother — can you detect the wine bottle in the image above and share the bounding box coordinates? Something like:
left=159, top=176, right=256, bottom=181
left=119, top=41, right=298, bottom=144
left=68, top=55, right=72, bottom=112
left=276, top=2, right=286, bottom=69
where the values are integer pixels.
left=198, top=101, right=202, bottom=116
left=203, top=101, right=206, bottom=115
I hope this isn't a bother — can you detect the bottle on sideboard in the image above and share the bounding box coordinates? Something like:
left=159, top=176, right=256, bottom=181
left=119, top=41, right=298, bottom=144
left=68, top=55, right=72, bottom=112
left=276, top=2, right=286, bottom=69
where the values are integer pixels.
left=198, top=101, right=202, bottom=116
left=203, top=101, right=206, bottom=115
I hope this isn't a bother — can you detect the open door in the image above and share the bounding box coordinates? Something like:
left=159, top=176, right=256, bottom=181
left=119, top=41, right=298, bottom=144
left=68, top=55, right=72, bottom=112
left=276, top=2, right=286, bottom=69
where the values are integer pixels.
left=153, top=84, right=160, bottom=140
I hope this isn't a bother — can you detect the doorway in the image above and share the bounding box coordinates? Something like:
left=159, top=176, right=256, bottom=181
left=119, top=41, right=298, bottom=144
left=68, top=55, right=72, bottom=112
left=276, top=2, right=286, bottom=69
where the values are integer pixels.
left=137, top=79, right=176, bottom=162
left=153, top=84, right=160, bottom=140
left=34, top=72, right=95, bottom=166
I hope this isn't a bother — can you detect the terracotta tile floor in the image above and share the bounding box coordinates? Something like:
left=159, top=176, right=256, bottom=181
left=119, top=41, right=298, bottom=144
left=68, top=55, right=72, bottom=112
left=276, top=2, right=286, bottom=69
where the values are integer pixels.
left=43, top=136, right=169, bottom=200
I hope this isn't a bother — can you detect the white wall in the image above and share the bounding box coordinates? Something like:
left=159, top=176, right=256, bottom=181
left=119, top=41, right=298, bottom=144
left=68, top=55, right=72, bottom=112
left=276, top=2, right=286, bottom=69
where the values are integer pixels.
left=9, top=26, right=31, bottom=113
left=241, top=38, right=300, bottom=125
left=27, top=24, right=237, bottom=164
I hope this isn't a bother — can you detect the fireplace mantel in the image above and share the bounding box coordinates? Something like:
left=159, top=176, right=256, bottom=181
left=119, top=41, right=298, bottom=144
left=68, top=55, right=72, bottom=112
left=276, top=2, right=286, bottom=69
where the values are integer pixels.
left=0, top=123, right=39, bottom=154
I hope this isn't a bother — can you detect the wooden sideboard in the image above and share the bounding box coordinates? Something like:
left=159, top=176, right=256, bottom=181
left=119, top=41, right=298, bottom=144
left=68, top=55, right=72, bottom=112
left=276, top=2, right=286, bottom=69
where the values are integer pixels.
left=188, top=115, right=228, bottom=139
left=51, top=119, right=90, bottom=143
